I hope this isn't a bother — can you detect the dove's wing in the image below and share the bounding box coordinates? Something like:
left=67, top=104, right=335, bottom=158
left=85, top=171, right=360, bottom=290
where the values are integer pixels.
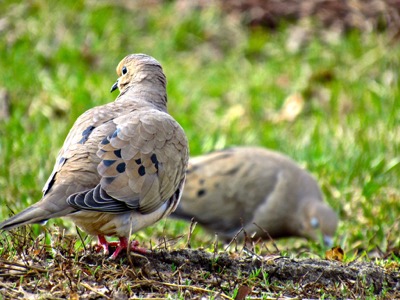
left=67, top=108, right=188, bottom=215
left=42, top=105, right=122, bottom=196
left=0, top=103, right=127, bottom=230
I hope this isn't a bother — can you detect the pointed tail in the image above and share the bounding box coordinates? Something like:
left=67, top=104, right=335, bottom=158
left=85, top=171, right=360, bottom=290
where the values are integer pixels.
left=0, top=205, right=52, bottom=230
left=0, top=194, right=77, bottom=231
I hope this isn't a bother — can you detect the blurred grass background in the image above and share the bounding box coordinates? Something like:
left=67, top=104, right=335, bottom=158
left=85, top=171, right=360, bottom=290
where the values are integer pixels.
left=0, top=0, right=399, bottom=260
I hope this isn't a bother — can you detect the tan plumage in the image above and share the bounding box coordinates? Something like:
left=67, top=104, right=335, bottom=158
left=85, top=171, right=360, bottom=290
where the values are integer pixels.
left=0, top=54, right=189, bottom=258
left=171, top=147, right=337, bottom=245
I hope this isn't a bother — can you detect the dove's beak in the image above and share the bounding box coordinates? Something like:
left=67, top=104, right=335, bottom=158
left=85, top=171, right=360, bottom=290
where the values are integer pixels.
left=110, top=80, right=119, bottom=93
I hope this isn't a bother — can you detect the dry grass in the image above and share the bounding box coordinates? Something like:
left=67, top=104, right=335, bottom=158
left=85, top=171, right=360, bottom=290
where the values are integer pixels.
left=0, top=226, right=399, bottom=299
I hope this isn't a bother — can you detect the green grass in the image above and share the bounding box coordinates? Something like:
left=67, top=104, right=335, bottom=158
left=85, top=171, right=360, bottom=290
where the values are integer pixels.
left=0, top=0, right=399, bottom=285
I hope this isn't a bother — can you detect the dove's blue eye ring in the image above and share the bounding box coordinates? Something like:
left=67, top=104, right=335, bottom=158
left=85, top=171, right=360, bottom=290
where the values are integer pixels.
left=122, top=66, right=128, bottom=75
left=310, top=217, right=319, bottom=229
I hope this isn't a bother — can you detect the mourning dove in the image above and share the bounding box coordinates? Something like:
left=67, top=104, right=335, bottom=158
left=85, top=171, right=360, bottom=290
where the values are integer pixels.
left=171, top=147, right=337, bottom=245
left=0, top=54, right=189, bottom=259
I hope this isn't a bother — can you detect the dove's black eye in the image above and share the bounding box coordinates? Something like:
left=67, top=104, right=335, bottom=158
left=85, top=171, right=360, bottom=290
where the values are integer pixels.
left=122, top=66, right=128, bottom=75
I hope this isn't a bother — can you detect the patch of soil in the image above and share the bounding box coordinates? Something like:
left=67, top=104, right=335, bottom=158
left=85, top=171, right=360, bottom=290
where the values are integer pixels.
left=1, top=244, right=399, bottom=299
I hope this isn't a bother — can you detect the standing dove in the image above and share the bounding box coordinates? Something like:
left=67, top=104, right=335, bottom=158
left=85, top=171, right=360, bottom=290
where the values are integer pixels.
left=0, top=54, right=189, bottom=259
left=171, top=147, right=337, bottom=245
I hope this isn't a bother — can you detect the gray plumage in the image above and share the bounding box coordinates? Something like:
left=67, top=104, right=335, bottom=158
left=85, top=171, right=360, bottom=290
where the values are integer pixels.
left=0, top=54, right=189, bottom=258
left=171, top=147, right=337, bottom=245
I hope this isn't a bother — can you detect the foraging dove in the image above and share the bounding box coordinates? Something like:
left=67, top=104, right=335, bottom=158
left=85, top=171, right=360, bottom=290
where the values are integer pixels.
left=171, top=147, right=337, bottom=245
left=0, top=54, right=189, bottom=259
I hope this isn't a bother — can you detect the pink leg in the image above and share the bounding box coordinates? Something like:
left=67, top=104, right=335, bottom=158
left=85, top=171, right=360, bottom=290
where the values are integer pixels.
left=95, top=236, right=125, bottom=255
left=109, top=237, right=128, bottom=259
left=95, top=235, right=110, bottom=255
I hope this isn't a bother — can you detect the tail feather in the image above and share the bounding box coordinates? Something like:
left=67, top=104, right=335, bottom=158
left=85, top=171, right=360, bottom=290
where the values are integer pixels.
left=0, top=205, right=51, bottom=231
left=0, top=192, right=78, bottom=231
left=1, top=179, right=89, bottom=231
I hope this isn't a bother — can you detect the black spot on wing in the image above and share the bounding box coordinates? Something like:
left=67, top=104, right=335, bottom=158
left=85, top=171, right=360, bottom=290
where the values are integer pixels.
left=135, top=158, right=142, bottom=165
left=138, top=165, right=146, bottom=176
left=101, top=136, right=110, bottom=145
left=114, top=149, right=122, bottom=158
left=151, top=153, right=159, bottom=170
left=151, top=153, right=158, bottom=164
left=197, top=189, right=206, bottom=197
left=116, top=162, right=126, bottom=173
left=78, top=126, right=95, bottom=144
left=103, top=160, right=116, bottom=167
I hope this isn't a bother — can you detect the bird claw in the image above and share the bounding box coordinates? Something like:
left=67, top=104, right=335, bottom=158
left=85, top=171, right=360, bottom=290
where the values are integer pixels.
left=129, top=240, right=149, bottom=255
left=96, top=235, right=150, bottom=259
left=94, top=244, right=109, bottom=255
left=109, top=240, right=149, bottom=259
left=95, top=235, right=110, bottom=255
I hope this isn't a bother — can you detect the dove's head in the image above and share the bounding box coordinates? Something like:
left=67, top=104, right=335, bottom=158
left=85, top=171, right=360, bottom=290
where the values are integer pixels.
left=111, top=54, right=167, bottom=96
left=299, top=200, right=338, bottom=247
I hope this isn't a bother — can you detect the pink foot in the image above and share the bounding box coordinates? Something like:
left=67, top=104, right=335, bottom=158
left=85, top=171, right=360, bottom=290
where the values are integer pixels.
left=104, top=237, right=149, bottom=260
left=129, top=240, right=149, bottom=255
left=95, top=236, right=149, bottom=259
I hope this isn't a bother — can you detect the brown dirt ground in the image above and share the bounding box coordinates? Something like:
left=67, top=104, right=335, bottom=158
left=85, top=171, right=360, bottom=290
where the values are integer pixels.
left=0, top=232, right=399, bottom=299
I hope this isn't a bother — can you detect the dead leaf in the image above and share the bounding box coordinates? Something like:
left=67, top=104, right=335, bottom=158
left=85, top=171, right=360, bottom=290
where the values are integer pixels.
left=325, top=246, right=344, bottom=262
left=235, top=285, right=252, bottom=300
left=69, top=293, right=79, bottom=300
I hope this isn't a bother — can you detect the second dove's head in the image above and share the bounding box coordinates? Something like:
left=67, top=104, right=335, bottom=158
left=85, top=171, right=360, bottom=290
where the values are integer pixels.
left=301, top=201, right=338, bottom=247
left=110, top=54, right=167, bottom=95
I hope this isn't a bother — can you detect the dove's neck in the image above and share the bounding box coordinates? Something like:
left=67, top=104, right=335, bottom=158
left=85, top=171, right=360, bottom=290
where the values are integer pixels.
left=118, top=84, right=168, bottom=112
